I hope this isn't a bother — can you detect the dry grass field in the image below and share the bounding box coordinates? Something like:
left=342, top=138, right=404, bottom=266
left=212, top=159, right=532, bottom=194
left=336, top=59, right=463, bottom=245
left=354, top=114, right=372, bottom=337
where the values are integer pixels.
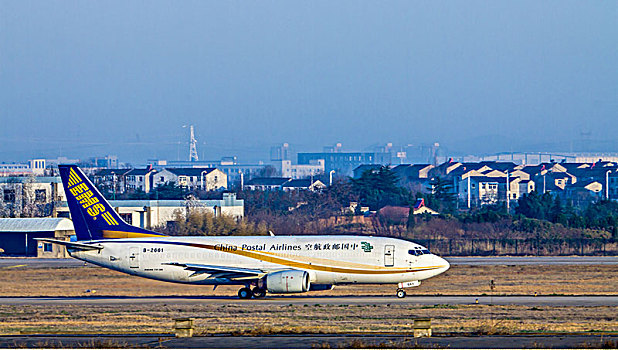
left=0, top=303, right=616, bottom=336
left=0, top=263, right=616, bottom=297
left=0, top=262, right=616, bottom=336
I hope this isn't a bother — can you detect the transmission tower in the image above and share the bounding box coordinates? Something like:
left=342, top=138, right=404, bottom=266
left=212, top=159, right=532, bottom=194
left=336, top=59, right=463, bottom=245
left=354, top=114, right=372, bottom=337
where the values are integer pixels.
left=189, top=125, right=199, bottom=162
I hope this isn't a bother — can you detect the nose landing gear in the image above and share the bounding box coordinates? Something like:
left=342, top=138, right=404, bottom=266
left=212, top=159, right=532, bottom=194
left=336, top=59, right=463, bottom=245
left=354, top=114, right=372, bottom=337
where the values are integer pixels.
left=396, top=281, right=419, bottom=298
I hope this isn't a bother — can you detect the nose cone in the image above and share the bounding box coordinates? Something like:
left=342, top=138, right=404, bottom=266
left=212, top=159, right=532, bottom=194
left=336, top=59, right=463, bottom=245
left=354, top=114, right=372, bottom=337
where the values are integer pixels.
left=435, top=256, right=450, bottom=275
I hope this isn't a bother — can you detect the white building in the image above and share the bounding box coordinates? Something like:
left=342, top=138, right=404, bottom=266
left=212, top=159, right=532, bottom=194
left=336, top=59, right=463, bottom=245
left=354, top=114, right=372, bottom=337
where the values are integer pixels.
left=244, top=177, right=325, bottom=192
left=57, top=193, right=244, bottom=229
left=0, top=176, right=66, bottom=217
left=125, top=168, right=157, bottom=193
left=278, top=160, right=325, bottom=179
left=458, top=176, right=506, bottom=206
left=0, top=159, right=47, bottom=177
left=508, top=177, right=536, bottom=200
left=244, top=177, right=291, bottom=191
left=282, top=179, right=326, bottom=192
left=154, top=168, right=227, bottom=191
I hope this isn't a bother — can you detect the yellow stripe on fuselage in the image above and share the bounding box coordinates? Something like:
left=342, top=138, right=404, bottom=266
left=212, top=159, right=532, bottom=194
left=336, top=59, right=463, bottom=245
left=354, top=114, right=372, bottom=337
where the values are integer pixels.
left=102, top=230, right=167, bottom=238
left=148, top=240, right=445, bottom=275
left=227, top=248, right=444, bottom=274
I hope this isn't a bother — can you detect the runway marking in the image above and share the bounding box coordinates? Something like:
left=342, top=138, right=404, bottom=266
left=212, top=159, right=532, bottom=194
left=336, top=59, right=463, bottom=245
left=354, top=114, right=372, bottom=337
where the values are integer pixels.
left=1, top=264, right=26, bottom=269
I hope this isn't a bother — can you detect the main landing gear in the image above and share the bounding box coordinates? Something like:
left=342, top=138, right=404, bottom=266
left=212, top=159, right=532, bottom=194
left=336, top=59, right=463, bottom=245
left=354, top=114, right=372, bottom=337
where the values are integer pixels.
left=252, top=287, right=267, bottom=298
left=237, top=286, right=267, bottom=299
left=238, top=287, right=252, bottom=299
left=396, top=289, right=407, bottom=298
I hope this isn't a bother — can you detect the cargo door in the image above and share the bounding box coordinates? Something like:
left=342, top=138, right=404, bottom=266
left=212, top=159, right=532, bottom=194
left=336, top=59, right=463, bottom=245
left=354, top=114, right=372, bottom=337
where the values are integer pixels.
left=384, top=245, right=395, bottom=267
left=129, top=247, right=140, bottom=269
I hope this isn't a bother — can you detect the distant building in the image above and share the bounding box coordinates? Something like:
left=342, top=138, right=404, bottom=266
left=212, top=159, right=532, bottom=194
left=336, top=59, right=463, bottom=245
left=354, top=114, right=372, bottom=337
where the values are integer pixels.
left=81, top=155, right=119, bottom=169
left=270, top=143, right=291, bottom=161
left=125, top=168, right=157, bottom=193
left=0, top=159, right=47, bottom=177
left=154, top=168, right=227, bottom=191
left=458, top=176, right=507, bottom=206
left=279, top=160, right=324, bottom=179
left=298, top=149, right=392, bottom=176
left=565, top=180, right=603, bottom=205
left=244, top=177, right=324, bottom=192
left=282, top=179, right=326, bottom=192
left=446, top=152, right=618, bottom=165
left=57, top=193, right=244, bottom=229
left=244, top=177, right=292, bottom=191
left=0, top=218, right=74, bottom=257
left=92, top=168, right=132, bottom=195
left=149, top=158, right=264, bottom=187
left=0, top=176, right=65, bottom=217
left=392, top=164, right=434, bottom=193
left=507, top=177, right=536, bottom=200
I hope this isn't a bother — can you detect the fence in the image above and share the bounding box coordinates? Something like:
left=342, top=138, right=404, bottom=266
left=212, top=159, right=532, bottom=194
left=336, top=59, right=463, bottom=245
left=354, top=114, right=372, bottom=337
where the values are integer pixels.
left=414, top=238, right=618, bottom=256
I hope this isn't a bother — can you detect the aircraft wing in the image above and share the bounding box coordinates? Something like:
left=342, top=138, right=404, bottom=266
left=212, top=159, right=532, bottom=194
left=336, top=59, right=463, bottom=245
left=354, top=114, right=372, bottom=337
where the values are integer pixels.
left=163, top=262, right=267, bottom=280
left=34, top=238, right=104, bottom=251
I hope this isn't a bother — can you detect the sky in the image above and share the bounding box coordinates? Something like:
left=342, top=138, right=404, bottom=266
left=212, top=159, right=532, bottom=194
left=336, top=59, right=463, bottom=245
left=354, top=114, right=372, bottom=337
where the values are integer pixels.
left=1, top=1, right=617, bottom=164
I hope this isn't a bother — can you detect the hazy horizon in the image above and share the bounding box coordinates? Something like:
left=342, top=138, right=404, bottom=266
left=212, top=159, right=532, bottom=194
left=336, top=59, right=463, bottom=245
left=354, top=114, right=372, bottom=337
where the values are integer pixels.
left=1, top=1, right=616, bottom=164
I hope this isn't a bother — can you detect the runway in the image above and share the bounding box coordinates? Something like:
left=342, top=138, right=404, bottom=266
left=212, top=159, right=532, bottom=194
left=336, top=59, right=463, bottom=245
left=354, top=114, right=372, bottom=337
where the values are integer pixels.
left=1, top=256, right=617, bottom=269
left=1, top=295, right=616, bottom=306
left=447, top=256, right=618, bottom=265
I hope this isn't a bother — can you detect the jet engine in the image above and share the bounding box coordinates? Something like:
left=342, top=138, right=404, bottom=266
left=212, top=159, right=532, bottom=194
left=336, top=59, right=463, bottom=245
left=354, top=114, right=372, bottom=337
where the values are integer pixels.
left=266, top=270, right=310, bottom=293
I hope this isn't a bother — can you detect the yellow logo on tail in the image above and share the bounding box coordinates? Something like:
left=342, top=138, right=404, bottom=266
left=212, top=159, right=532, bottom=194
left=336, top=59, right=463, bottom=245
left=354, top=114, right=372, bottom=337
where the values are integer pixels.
left=67, top=168, right=118, bottom=226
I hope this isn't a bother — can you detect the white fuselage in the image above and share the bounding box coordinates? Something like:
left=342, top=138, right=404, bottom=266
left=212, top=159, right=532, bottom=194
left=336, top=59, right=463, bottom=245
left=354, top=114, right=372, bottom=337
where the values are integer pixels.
left=70, top=235, right=450, bottom=286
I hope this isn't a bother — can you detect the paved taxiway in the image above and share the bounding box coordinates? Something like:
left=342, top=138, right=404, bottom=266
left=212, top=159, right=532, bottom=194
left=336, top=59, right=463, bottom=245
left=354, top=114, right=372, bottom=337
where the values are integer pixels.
left=1, top=295, right=616, bottom=306
left=1, top=334, right=616, bottom=349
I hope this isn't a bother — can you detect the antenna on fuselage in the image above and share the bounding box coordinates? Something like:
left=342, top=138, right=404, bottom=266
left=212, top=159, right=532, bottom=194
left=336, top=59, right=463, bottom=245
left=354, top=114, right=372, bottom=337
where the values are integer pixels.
left=269, top=231, right=275, bottom=237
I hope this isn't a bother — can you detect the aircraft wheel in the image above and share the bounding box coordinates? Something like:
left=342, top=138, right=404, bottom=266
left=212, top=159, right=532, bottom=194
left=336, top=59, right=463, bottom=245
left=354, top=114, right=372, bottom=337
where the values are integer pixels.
left=238, top=287, right=253, bottom=299
left=252, top=287, right=266, bottom=298
left=396, top=289, right=406, bottom=298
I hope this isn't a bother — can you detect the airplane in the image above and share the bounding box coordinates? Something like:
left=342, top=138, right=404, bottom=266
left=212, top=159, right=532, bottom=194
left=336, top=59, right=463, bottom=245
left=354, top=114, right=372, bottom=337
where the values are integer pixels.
left=37, top=165, right=450, bottom=299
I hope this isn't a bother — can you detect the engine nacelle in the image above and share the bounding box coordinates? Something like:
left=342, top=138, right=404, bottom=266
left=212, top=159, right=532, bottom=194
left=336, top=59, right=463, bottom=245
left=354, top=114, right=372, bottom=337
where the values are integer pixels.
left=266, top=270, right=310, bottom=293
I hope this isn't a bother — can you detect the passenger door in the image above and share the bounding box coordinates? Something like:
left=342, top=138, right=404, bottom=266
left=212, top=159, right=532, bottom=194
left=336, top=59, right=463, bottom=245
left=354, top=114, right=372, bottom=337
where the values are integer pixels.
left=129, top=247, right=140, bottom=269
left=384, top=245, right=395, bottom=267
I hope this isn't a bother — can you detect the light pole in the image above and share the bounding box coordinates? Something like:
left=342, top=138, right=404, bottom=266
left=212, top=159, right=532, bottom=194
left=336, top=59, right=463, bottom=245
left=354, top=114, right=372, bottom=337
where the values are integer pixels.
left=329, top=170, right=335, bottom=186
left=467, top=176, right=471, bottom=209
left=111, top=171, right=116, bottom=200
left=606, top=170, right=612, bottom=200
left=506, top=171, right=510, bottom=211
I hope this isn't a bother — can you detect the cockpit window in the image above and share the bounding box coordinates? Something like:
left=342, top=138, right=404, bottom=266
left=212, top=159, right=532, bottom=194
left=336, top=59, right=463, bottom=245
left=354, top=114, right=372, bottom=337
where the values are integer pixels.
left=408, top=248, right=432, bottom=256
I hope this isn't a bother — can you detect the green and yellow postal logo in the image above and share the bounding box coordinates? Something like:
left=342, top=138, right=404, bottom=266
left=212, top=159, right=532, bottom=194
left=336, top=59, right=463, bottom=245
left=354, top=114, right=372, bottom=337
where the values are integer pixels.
left=361, top=241, right=373, bottom=253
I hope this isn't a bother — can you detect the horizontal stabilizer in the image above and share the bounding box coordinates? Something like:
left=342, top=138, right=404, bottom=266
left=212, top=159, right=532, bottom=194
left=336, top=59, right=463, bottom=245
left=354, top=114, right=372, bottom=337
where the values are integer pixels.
left=34, top=238, right=103, bottom=251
